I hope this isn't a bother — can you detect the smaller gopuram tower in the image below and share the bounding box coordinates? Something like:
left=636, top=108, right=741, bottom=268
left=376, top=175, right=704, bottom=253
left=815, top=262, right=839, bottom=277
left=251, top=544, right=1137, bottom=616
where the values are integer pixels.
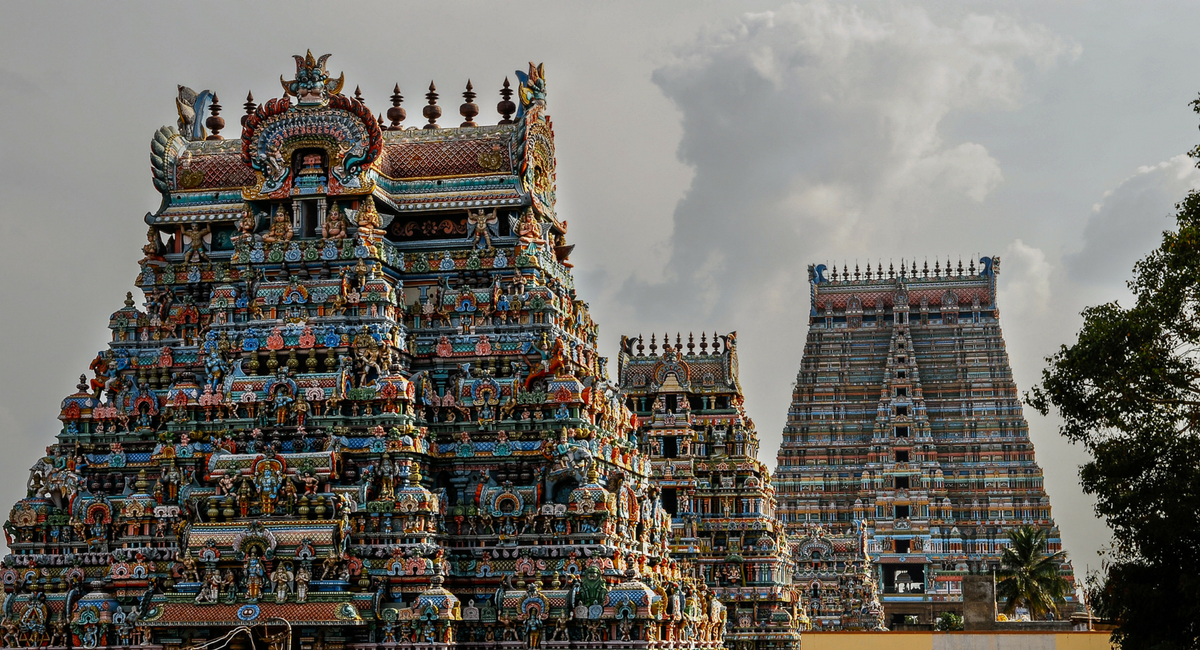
left=618, top=333, right=805, bottom=650
left=772, top=259, right=1076, bottom=627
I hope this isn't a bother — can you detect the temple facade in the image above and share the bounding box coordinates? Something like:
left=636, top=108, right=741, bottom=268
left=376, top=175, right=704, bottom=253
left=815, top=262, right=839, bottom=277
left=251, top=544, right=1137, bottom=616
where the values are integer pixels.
left=1, top=54, right=727, bottom=650
left=616, top=333, right=809, bottom=650
left=771, top=260, right=1076, bottom=627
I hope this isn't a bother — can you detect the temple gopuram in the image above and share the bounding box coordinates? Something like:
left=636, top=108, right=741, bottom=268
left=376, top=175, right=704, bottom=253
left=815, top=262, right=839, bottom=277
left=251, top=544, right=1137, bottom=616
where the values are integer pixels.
left=771, top=260, right=1076, bottom=627
left=1, top=54, right=728, bottom=650
left=616, top=333, right=810, bottom=650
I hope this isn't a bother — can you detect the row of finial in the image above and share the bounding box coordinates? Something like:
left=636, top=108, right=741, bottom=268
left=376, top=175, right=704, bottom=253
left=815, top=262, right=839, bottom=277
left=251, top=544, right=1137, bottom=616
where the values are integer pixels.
left=827, top=257, right=979, bottom=282
left=631, top=332, right=723, bottom=357
left=200, top=79, right=520, bottom=141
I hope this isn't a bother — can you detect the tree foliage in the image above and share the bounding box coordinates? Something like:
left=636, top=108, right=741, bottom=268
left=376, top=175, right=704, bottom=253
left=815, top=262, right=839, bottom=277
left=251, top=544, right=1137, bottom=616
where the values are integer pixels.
left=995, top=525, right=1069, bottom=619
left=935, top=611, right=964, bottom=631
left=1028, top=146, right=1200, bottom=647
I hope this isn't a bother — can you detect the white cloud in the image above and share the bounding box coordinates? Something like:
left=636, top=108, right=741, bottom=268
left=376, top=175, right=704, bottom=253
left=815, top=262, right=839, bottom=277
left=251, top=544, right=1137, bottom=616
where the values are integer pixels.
left=1067, top=153, right=1200, bottom=286
left=998, top=238, right=1053, bottom=320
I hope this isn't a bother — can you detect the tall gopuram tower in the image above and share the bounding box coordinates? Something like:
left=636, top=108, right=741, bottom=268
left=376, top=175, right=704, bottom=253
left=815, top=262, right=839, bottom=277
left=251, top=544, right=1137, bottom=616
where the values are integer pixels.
left=771, top=259, right=1076, bottom=627
left=616, top=332, right=808, bottom=650
left=1, top=54, right=727, bottom=650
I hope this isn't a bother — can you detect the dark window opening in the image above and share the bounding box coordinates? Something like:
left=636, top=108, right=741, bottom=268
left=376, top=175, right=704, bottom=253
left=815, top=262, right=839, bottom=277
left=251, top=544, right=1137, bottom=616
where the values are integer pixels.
left=662, top=436, right=678, bottom=459
left=897, top=370, right=906, bottom=379
left=661, top=488, right=678, bottom=515
left=896, top=426, right=909, bottom=437
left=302, top=200, right=319, bottom=237
left=895, top=505, right=910, bottom=519
left=666, top=395, right=678, bottom=411
left=895, top=450, right=909, bottom=462
left=895, top=539, right=910, bottom=553
left=895, top=476, right=910, bottom=489
left=896, top=387, right=907, bottom=397
left=896, top=406, right=909, bottom=416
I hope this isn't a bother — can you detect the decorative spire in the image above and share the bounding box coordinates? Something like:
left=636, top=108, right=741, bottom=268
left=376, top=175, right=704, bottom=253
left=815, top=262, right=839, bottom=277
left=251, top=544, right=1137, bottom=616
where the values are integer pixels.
left=205, top=94, right=224, bottom=140
left=636, top=335, right=644, bottom=356
left=497, top=77, right=516, bottom=124
left=423, top=82, right=441, bottom=130
left=922, top=260, right=929, bottom=278
left=687, top=332, right=695, bottom=355
left=460, top=80, right=479, bottom=127
left=354, top=85, right=364, bottom=102
left=649, top=333, right=657, bottom=355
left=935, top=259, right=941, bottom=276
left=700, top=332, right=708, bottom=353
left=387, top=84, right=406, bottom=130
left=854, top=263, right=860, bottom=281
left=241, top=91, right=256, bottom=128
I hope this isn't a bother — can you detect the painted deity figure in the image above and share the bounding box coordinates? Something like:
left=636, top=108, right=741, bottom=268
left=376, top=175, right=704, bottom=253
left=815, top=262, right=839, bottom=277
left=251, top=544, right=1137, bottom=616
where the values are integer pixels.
left=272, top=387, right=294, bottom=426
left=323, top=204, right=349, bottom=239
left=181, top=224, right=211, bottom=264
left=466, top=208, right=499, bottom=249
left=355, top=197, right=385, bottom=239
left=195, top=570, right=221, bottom=604
left=262, top=209, right=293, bottom=244
left=295, top=566, right=310, bottom=603
left=234, top=209, right=257, bottom=243
left=258, top=463, right=283, bottom=515
left=516, top=211, right=542, bottom=244
left=271, top=562, right=293, bottom=603
left=244, top=549, right=265, bottom=601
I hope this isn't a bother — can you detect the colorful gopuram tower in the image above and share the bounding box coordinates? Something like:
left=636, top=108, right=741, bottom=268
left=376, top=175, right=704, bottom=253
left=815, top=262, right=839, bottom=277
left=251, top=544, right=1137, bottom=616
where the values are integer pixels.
left=771, top=259, right=1076, bottom=627
left=616, top=333, right=806, bottom=650
left=1, top=54, right=727, bottom=650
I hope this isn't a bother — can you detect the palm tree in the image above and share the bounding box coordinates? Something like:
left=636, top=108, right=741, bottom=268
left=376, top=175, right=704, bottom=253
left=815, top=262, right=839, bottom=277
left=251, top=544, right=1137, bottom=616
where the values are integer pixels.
left=995, top=526, right=1070, bottom=620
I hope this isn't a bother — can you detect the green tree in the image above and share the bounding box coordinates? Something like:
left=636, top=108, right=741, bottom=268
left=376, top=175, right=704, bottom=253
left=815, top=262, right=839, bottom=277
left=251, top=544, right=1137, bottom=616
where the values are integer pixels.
left=1028, top=124, right=1200, bottom=647
left=935, top=611, right=964, bottom=631
left=994, top=526, right=1069, bottom=619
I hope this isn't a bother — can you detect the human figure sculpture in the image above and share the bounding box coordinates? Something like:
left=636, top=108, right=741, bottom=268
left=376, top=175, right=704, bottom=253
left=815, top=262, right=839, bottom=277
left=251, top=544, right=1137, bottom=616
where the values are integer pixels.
left=244, top=549, right=265, bottom=601
left=466, top=209, right=499, bottom=249
left=323, top=205, right=349, bottom=239
left=355, top=197, right=385, bottom=239
left=234, top=210, right=257, bottom=243
left=262, top=210, right=293, bottom=244
left=181, top=224, right=211, bottom=264
left=271, top=562, right=293, bottom=603
left=295, top=566, right=311, bottom=603
left=516, top=211, right=543, bottom=244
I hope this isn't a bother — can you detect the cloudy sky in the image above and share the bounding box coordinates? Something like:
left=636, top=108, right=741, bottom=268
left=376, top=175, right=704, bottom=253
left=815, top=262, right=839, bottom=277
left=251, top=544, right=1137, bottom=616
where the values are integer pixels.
left=2, top=0, right=1197, bottom=574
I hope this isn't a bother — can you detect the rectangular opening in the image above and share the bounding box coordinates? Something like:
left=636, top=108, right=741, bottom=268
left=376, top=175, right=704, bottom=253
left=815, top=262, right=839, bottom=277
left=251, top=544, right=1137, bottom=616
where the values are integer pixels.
left=662, top=436, right=678, bottom=459
left=895, top=539, right=910, bottom=553
left=895, top=450, right=909, bottom=462
left=896, top=406, right=909, bottom=416
left=666, top=395, right=678, bottom=411
left=897, top=370, right=906, bottom=379
left=895, top=426, right=909, bottom=437
left=895, top=476, right=910, bottom=489
left=896, top=387, right=907, bottom=397
left=302, top=200, right=319, bottom=237
left=895, top=505, right=910, bottom=519
left=661, top=488, right=677, bottom=515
